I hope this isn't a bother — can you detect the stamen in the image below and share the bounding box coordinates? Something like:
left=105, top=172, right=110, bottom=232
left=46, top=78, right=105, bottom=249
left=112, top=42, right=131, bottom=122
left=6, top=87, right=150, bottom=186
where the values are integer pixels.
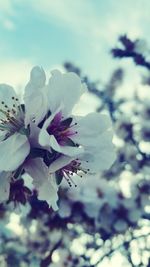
left=0, top=96, right=24, bottom=135
left=69, top=122, right=78, bottom=128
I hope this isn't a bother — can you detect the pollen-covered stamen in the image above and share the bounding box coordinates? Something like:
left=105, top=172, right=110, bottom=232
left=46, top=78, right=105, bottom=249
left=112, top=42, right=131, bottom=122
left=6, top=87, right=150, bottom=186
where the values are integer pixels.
left=0, top=96, right=25, bottom=136
left=47, top=112, right=78, bottom=145
left=60, top=159, right=90, bottom=187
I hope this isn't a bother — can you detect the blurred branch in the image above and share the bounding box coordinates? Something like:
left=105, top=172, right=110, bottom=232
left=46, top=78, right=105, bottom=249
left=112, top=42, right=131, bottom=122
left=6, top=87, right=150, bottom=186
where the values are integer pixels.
left=40, top=239, right=62, bottom=267
left=112, top=35, right=150, bottom=70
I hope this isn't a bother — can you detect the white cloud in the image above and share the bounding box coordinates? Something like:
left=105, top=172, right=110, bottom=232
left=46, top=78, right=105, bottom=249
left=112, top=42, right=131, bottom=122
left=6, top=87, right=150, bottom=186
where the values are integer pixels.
left=26, top=0, right=150, bottom=45
left=2, top=19, right=15, bottom=30
left=0, top=0, right=16, bottom=31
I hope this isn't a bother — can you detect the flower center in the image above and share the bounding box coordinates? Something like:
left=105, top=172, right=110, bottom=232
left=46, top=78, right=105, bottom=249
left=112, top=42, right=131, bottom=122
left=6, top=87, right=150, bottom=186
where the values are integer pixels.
left=57, top=158, right=90, bottom=187
left=0, top=96, right=25, bottom=138
left=47, top=112, right=78, bottom=146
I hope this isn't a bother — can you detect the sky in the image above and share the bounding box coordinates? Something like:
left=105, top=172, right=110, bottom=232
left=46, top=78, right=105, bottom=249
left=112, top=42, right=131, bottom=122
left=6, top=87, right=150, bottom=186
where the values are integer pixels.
left=0, top=0, right=150, bottom=89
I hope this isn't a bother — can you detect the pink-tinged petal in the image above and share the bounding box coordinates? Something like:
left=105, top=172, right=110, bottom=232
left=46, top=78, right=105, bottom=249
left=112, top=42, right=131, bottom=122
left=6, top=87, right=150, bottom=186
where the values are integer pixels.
left=43, top=108, right=62, bottom=130
left=0, top=133, right=30, bottom=171
left=0, top=171, right=11, bottom=203
left=48, top=70, right=86, bottom=116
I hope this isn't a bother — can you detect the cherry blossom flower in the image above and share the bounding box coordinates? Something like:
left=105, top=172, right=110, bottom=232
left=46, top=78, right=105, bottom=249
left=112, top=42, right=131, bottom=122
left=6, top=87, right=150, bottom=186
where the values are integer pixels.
left=0, top=66, right=115, bottom=209
left=0, top=68, right=58, bottom=208
left=38, top=69, right=116, bottom=184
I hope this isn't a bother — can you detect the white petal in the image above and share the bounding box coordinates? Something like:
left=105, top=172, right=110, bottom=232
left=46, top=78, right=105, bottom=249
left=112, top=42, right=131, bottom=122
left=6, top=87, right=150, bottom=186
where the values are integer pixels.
left=81, top=142, right=116, bottom=172
left=48, top=70, right=86, bottom=116
left=24, top=66, right=48, bottom=125
left=39, top=128, right=51, bottom=148
left=59, top=144, right=84, bottom=157
left=72, top=113, right=113, bottom=146
left=24, top=158, right=49, bottom=188
left=24, top=90, right=48, bottom=126
left=49, top=135, right=84, bottom=156
left=25, top=66, right=46, bottom=91
left=49, top=135, right=62, bottom=152
left=77, top=131, right=116, bottom=172
left=38, top=175, right=59, bottom=211
left=0, top=171, right=11, bottom=202
left=49, top=155, right=73, bottom=173
left=0, top=133, right=30, bottom=171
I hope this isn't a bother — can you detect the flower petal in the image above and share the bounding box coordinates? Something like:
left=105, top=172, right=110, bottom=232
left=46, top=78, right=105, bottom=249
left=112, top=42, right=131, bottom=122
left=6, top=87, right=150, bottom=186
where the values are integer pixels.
left=0, top=171, right=11, bottom=202
left=28, top=66, right=46, bottom=88
left=71, top=113, right=113, bottom=146
left=24, top=66, right=48, bottom=125
left=80, top=132, right=116, bottom=172
left=38, top=107, right=62, bottom=148
left=0, top=133, right=30, bottom=171
left=49, top=135, right=84, bottom=156
left=24, top=158, right=49, bottom=188
left=38, top=175, right=59, bottom=211
left=49, top=155, right=73, bottom=173
left=39, top=122, right=84, bottom=156
left=48, top=70, right=86, bottom=116
left=39, top=127, right=51, bottom=148
left=24, top=157, right=59, bottom=211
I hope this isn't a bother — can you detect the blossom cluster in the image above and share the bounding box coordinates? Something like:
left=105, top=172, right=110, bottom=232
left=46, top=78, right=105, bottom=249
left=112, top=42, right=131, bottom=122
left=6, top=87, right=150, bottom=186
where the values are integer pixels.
left=0, top=66, right=115, bottom=210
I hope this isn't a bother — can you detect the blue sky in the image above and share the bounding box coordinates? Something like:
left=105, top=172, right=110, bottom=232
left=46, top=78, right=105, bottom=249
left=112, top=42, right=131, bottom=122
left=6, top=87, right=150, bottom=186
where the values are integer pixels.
left=0, top=0, right=150, bottom=88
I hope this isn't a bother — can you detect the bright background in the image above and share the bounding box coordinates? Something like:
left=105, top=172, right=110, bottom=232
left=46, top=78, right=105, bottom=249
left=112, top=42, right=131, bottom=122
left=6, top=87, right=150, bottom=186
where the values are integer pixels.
left=0, top=0, right=150, bottom=89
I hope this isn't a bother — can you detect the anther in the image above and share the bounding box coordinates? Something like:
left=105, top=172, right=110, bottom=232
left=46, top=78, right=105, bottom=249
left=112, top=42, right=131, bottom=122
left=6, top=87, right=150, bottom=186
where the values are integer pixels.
left=12, top=109, right=16, bottom=114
